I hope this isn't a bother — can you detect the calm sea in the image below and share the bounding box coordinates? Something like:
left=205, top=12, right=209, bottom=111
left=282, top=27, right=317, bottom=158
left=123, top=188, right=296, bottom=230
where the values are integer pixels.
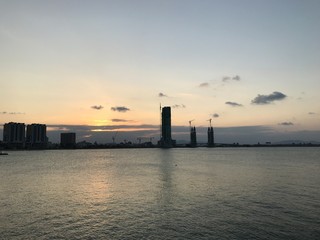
left=0, top=148, right=319, bottom=239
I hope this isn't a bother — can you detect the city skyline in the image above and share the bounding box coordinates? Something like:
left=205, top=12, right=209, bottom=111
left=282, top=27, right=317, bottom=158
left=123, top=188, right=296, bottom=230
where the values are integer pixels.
left=1, top=120, right=320, bottom=145
left=1, top=0, right=320, bottom=144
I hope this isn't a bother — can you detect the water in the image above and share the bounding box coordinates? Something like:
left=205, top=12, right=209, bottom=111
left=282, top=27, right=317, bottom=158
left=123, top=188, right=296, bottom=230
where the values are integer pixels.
left=0, top=148, right=319, bottom=239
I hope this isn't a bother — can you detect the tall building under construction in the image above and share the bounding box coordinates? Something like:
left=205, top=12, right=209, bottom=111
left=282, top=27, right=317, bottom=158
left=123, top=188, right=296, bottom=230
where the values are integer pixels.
left=190, top=126, right=197, bottom=147
left=159, top=106, right=175, bottom=148
left=207, top=126, right=214, bottom=147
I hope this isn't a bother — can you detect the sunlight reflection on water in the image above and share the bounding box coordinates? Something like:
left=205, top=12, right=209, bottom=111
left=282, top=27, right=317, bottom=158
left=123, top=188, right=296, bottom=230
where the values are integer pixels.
left=0, top=148, right=319, bottom=239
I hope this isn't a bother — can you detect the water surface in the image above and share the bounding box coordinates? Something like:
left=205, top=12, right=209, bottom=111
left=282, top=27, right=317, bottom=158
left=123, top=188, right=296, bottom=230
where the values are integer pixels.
left=0, top=148, right=319, bottom=239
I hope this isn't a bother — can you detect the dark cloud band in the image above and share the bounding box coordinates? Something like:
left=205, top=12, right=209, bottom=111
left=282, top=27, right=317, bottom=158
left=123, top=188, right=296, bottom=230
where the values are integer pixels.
left=278, top=122, right=294, bottom=126
left=111, top=119, right=130, bottom=122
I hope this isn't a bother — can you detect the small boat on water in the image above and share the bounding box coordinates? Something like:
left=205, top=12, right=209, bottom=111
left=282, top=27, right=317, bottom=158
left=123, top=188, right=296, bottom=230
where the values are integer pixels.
left=0, top=151, right=8, bottom=155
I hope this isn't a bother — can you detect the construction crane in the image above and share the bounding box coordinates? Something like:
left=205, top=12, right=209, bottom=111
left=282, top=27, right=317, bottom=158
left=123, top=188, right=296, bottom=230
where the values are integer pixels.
left=112, top=131, right=118, bottom=144
left=189, top=119, right=195, bottom=128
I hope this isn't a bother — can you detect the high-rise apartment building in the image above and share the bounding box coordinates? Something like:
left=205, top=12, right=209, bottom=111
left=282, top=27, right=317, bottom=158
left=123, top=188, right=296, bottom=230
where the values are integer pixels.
left=3, top=122, right=26, bottom=148
left=26, top=124, right=47, bottom=148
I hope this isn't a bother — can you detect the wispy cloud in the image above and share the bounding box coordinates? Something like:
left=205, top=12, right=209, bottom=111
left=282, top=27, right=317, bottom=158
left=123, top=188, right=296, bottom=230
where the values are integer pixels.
left=158, top=92, right=168, bottom=97
left=222, top=76, right=230, bottom=82
left=47, top=126, right=71, bottom=131
left=225, top=101, right=243, bottom=107
left=199, top=82, right=209, bottom=88
left=111, top=119, right=132, bottom=122
left=278, top=122, right=294, bottom=126
left=47, top=124, right=158, bottom=132
left=0, top=111, right=25, bottom=115
left=308, top=112, right=316, bottom=115
left=213, top=113, right=219, bottom=118
left=222, top=75, right=241, bottom=82
left=91, top=105, right=104, bottom=110
left=111, top=106, right=130, bottom=112
left=232, top=75, right=240, bottom=81
left=251, top=91, right=287, bottom=105
left=172, top=104, right=186, bottom=109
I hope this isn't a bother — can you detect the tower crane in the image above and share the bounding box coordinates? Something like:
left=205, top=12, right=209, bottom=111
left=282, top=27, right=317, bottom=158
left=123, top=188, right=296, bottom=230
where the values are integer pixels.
left=189, top=119, right=195, bottom=128
left=112, top=131, right=118, bottom=144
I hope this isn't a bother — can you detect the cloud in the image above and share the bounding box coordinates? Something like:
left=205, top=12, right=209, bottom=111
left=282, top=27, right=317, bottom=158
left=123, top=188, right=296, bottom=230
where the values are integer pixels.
left=172, top=104, right=186, bottom=109
left=222, top=76, right=231, bottom=82
left=232, top=75, right=241, bottom=81
left=222, top=75, right=241, bottom=82
left=47, top=124, right=157, bottom=132
left=111, top=106, right=130, bottom=112
left=91, top=105, right=104, bottom=110
left=278, top=122, right=294, bottom=126
left=45, top=124, right=160, bottom=143
left=251, top=91, right=287, bottom=105
left=213, top=113, right=219, bottom=118
left=0, top=111, right=25, bottom=114
left=308, top=112, right=316, bottom=115
left=40, top=124, right=320, bottom=145
left=47, top=126, right=71, bottom=132
left=225, top=101, right=243, bottom=107
left=82, top=134, right=92, bottom=138
left=199, top=82, right=209, bottom=88
left=111, top=119, right=131, bottom=122
left=158, top=92, right=167, bottom=97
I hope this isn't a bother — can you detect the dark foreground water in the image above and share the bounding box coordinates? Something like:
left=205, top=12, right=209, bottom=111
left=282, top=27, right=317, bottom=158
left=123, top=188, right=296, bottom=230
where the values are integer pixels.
left=0, top=148, right=319, bottom=239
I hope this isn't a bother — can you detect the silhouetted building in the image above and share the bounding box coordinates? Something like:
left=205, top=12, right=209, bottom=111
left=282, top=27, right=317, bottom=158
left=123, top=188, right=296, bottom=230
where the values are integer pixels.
left=26, top=124, right=47, bottom=149
left=3, top=122, right=25, bottom=149
left=60, top=132, right=76, bottom=148
left=76, top=140, right=93, bottom=149
left=207, top=127, right=214, bottom=147
left=190, top=126, right=197, bottom=147
left=159, top=106, right=175, bottom=148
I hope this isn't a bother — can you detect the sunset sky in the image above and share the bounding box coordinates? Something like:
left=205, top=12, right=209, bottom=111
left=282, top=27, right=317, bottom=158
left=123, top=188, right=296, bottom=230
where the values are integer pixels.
left=1, top=0, right=320, bottom=144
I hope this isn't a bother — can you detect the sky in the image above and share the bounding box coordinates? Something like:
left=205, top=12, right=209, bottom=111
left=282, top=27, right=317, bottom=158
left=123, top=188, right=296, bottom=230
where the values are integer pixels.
left=1, top=0, right=320, bottom=144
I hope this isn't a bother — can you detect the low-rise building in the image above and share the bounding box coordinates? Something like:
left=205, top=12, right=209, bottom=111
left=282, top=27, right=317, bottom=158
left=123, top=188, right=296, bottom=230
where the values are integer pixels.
left=60, top=132, right=76, bottom=148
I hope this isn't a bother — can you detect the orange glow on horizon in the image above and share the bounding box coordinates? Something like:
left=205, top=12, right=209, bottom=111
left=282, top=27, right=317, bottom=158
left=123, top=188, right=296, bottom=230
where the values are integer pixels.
left=91, top=127, right=157, bottom=132
left=92, top=119, right=112, bottom=126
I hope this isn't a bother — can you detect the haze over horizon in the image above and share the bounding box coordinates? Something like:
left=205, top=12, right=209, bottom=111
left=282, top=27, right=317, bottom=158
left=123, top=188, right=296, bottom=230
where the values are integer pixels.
left=1, top=0, right=320, bottom=144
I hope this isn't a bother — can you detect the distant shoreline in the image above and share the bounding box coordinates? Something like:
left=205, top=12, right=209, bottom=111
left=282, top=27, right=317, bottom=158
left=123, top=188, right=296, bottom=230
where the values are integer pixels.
left=2, top=143, right=320, bottom=151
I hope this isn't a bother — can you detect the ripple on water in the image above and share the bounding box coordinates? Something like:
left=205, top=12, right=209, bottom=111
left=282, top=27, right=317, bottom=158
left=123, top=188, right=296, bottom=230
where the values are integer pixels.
left=0, top=148, right=320, bottom=239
